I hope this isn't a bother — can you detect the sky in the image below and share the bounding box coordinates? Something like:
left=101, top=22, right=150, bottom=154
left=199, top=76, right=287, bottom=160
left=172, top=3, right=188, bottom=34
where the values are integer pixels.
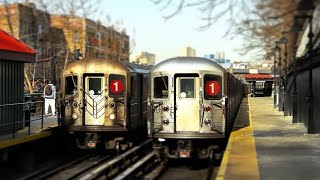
left=98, top=0, right=253, bottom=64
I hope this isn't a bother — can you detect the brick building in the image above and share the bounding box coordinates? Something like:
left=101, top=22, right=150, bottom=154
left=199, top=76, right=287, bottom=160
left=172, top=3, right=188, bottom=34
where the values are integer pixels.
left=0, top=2, right=130, bottom=92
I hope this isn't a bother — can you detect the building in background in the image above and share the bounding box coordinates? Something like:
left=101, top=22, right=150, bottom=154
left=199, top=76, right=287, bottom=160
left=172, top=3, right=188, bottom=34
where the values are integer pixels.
left=182, top=46, right=196, bottom=57
left=204, top=52, right=231, bottom=69
left=131, top=51, right=155, bottom=66
left=51, top=16, right=129, bottom=62
left=0, top=2, right=59, bottom=85
left=232, top=61, right=250, bottom=69
left=0, top=2, right=130, bottom=91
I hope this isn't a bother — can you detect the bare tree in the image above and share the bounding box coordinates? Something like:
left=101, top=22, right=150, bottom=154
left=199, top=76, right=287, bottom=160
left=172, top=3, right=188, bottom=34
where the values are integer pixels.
left=151, top=0, right=251, bottom=31
left=151, top=0, right=299, bottom=59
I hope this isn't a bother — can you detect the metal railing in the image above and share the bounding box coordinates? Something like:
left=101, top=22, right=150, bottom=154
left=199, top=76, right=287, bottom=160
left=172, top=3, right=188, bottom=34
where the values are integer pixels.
left=0, top=100, right=44, bottom=139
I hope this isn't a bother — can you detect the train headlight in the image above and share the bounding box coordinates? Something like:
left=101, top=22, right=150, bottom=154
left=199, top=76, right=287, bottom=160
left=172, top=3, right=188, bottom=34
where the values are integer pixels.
left=162, top=105, right=169, bottom=112
left=109, top=102, right=115, bottom=108
left=204, top=118, right=212, bottom=125
left=72, top=113, right=79, bottom=120
left=109, top=113, right=116, bottom=120
left=72, top=101, right=78, bottom=108
left=162, top=118, right=169, bottom=125
left=204, top=105, right=212, bottom=112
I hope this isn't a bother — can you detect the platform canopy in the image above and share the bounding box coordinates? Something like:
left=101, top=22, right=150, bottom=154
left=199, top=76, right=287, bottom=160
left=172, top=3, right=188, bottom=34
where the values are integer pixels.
left=0, top=29, right=36, bottom=63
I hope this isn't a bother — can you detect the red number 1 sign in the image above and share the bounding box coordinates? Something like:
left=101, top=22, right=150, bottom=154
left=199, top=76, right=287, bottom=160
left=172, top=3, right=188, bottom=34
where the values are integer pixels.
left=110, top=80, right=123, bottom=94
left=205, top=81, right=220, bottom=95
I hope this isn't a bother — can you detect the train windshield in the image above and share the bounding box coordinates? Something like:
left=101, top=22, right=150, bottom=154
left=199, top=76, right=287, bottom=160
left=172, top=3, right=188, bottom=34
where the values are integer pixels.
left=65, top=75, right=78, bottom=95
left=154, top=76, right=168, bottom=98
left=179, top=78, right=195, bottom=98
left=88, top=78, right=102, bottom=95
left=204, top=74, right=222, bottom=100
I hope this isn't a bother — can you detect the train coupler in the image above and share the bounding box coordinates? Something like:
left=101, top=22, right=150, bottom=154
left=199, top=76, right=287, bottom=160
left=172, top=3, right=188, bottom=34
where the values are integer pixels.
left=84, top=133, right=98, bottom=149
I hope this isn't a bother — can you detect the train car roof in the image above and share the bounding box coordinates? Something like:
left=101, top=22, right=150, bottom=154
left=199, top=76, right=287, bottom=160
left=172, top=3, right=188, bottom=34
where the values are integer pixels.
left=63, top=58, right=129, bottom=75
left=120, top=61, right=152, bottom=74
left=151, top=57, right=226, bottom=73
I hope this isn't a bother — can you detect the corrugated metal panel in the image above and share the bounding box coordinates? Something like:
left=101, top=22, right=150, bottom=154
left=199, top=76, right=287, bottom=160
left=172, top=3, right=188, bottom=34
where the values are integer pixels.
left=296, top=70, right=308, bottom=126
left=0, top=60, right=24, bottom=133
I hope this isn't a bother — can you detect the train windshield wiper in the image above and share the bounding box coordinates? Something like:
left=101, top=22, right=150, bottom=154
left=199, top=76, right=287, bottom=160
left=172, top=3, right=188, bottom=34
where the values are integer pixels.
left=160, top=73, right=168, bottom=90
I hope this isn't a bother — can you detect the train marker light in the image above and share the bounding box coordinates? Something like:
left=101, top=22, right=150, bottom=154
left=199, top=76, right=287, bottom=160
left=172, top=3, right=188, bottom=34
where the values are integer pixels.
left=158, top=138, right=166, bottom=142
left=109, top=113, right=116, bottom=120
left=204, top=105, right=212, bottom=112
left=109, top=102, right=115, bottom=108
left=162, top=118, right=169, bottom=125
left=72, top=113, right=79, bottom=120
left=163, top=105, right=169, bottom=112
left=204, top=119, right=212, bottom=125
left=72, top=101, right=78, bottom=108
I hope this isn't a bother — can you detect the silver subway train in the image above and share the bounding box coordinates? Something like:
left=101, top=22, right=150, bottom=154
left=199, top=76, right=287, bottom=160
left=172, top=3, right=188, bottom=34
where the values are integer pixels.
left=148, top=57, right=244, bottom=160
left=60, top=58, right=150, bottom=150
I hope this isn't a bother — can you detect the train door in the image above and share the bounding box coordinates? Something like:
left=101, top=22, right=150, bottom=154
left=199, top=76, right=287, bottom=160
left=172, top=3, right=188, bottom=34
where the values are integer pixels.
left=84, top=76, right=105, bottom=125
left=175, top=75, right=200, bottom=131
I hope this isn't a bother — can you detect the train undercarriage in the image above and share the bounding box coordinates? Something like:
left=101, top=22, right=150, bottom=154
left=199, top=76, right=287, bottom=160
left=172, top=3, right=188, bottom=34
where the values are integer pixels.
left=152, top=138, right=225, bottom=162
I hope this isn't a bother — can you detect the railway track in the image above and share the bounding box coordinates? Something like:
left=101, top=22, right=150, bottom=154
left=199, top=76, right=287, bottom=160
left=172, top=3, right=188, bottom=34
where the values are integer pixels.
left=144, top=157, right=219, bottom=180
left=20, top=139, right=154, bottom=180
left=20, top=139, right=218, bottom=180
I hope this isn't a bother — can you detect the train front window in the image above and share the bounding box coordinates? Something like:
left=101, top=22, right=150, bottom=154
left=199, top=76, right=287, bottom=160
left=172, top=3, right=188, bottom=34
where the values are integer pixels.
left=65, top=76, right=78, bottom=95
left=180, top=78, right=195, bottom=98
left=89, top=78, right=102, bottom=95
left=204, top=74, right=222, bottom=100
left=154, top=76, right=168, bottom=98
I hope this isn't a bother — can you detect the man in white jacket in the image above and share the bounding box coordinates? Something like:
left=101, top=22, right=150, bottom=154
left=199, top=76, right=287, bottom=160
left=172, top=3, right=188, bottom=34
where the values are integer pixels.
left=44, top=80, right=56, bottom=116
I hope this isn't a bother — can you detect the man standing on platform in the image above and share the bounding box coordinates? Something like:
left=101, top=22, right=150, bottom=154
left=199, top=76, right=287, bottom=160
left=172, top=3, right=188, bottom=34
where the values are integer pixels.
left=44, top=80, right=56, bottom=116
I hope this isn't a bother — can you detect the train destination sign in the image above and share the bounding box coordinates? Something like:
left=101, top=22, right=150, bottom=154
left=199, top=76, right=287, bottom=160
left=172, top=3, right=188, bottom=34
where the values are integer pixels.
left=110, top=80, right=124, bottom=94
left=205, top=81, right=220, bottom=95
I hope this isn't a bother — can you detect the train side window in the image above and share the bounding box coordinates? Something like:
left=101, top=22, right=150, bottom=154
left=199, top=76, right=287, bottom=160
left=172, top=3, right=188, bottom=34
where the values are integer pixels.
left=89, top=78, right=102, bottom=95
left=204, top=74, right=222, bottom=100
left=180, top=78, right=195, bottom=98
left=109, top=74, right=126, bottom=97
left=154, top=76, right=168, bottom=99
left=65, top=76, right=78, bottom=95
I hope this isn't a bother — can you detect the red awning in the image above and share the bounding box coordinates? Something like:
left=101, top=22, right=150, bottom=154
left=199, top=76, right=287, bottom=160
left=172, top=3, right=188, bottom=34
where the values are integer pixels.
left=244, top=74, right=273, bottom=79
left=0, top=29, right=36, bottom=62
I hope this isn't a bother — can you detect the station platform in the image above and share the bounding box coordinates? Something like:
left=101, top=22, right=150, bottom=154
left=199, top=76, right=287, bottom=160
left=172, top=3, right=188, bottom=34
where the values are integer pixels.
left=0, top=116, right=58, bottom=149
left=217, top=97, right=320, bottom=180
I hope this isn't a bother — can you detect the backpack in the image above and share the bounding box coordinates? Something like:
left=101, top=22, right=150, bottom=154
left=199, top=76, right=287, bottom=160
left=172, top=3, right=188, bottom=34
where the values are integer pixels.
left=45, top=85, right=52, bottom=96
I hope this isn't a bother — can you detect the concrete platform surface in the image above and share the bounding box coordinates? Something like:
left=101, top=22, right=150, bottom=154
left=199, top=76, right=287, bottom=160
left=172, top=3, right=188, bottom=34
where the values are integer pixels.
left=0, top=116, right=58, bottom=149
left=218, top=97, right=320, bottom=180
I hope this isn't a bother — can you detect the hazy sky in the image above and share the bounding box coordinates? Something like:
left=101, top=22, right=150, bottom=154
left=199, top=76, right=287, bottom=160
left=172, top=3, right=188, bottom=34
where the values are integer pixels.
left=99, top=0, right=253, bottom=64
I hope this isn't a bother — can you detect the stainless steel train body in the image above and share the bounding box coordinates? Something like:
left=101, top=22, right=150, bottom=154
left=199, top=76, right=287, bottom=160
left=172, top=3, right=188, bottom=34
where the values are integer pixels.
left=148, top=57, right=244, bottom=159
left=60, top=58, right=150, bottom=149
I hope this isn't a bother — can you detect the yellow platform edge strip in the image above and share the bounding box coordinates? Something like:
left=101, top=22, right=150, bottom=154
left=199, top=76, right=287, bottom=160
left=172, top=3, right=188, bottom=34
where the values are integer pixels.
left=216, top=97, right=260, bottom=180
left=0, top=131, right=52, bottom=149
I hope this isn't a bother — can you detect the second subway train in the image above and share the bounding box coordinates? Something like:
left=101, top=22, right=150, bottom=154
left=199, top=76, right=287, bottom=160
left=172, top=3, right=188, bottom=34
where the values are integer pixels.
left=60, top=57, right=245, bottom=158
left=148, top=57, right=245, bottom=160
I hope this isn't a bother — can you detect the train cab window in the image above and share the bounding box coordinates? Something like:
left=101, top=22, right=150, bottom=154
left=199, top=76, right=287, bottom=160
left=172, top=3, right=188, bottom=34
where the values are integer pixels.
left=65, top=76, right=78, bottom=95
left=89, top=78, right=102, bottom=95
left=109, top=74, right=125, bottom=97
left=204, top=74, right=222, bottom=100
left=179, top=78, right=195, bottom=98
left=154, top=76, right=168, bottom=99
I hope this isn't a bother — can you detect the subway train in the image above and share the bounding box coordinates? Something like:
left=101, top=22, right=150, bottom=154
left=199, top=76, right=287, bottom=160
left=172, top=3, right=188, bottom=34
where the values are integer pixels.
left=148, top=57, right=245, bottom=160
left=60, top=58, right=151, bottom=150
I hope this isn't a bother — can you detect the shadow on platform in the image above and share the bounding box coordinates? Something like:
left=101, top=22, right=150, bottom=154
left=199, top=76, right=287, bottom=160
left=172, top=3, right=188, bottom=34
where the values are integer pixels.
left=232, top=97, right=250, bottom=132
